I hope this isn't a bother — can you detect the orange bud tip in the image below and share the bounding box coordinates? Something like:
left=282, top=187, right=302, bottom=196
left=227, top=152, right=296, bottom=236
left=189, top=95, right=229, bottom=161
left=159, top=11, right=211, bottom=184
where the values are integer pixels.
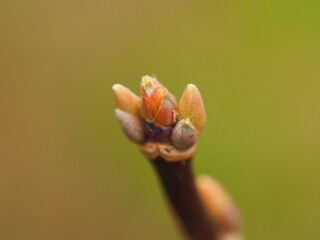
left=112, top=83, right=121, bottom=90
left=140, top=75, right=178, bottom=127
left=112, top=84, right=140, bottom=116
left=187, top=83, right=196, bottom=88
left=179, top=84, right=206, bottom=131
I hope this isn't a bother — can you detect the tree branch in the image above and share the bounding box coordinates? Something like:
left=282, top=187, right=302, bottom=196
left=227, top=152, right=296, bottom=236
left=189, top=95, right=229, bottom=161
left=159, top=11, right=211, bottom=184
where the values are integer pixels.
left=150, top=157, right=218, bottom=240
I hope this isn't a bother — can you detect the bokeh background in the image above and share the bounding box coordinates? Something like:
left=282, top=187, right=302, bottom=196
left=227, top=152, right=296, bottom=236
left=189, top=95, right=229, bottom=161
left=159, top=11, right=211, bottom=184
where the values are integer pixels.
left=1, top=0, right=320, bottom=239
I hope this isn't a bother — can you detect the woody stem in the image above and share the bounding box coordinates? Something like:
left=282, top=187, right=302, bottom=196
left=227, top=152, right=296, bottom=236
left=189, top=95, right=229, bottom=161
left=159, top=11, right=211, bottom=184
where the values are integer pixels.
left=149, top=157, right=218, bottom=240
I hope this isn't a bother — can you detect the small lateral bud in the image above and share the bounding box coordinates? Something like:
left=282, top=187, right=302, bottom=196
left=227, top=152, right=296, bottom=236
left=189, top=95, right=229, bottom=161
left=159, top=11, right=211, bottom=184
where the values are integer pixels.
left=220, top=232, right=244, bottom=240
left=140, top=75, right=178, bottom=127
left=172, top=118, right=199, bottom=150
left=112, top=84, right=140, bottom=116
left=179, top=84, right=206, bottom=131
left=196, top=175, right=240, bottom=233
left=115, top=108, right=145, bottom=144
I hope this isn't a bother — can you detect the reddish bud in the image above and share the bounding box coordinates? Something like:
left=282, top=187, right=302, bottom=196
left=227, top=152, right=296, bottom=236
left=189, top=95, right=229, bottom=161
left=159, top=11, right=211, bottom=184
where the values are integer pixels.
left=140, top=75, right=178, bottom=127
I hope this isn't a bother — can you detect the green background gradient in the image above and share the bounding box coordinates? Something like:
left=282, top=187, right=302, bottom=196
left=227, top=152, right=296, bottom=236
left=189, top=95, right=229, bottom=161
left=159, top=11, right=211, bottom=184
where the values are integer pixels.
left=1, top=0, right=320, bottom=239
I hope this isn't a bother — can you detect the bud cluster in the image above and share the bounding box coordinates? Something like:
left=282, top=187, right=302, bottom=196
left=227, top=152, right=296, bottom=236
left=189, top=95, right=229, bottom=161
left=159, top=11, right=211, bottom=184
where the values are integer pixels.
left=113, top=75, right=206, bottom=159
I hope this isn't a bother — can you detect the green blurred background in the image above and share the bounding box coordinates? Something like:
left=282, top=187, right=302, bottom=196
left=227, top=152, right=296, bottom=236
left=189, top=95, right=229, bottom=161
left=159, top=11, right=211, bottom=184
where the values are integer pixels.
left=1, top=0, right=320, bottom=239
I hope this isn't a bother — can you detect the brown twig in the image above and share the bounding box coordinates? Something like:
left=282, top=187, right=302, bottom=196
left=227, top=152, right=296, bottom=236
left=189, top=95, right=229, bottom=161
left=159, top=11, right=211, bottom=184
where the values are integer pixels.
left=150, top=157, right=218, bottom=240
left=113, top=76, right=242, bottom=240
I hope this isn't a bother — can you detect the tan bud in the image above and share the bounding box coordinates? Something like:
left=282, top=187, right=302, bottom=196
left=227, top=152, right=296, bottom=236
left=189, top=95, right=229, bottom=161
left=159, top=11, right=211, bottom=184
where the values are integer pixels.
left=172, top=118, right=199, bottom=150
left=196, top=175, right=240, bottom=233
left=219, top=232, right=244, bottom=240
left=179, top=84, right=206, bottom=131
left=115, top=108, right=145, bottom=144
left=140, top=75, right=178, bottom=127
left=112, top=84, right=140, bottom=116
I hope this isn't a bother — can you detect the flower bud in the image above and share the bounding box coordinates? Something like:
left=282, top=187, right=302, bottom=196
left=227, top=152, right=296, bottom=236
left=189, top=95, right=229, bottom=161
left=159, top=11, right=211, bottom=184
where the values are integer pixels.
left=112, top=84, right=140, bottom=116
left=140, top=75, right=178, bottom=127
left=115, top=108, right=146, bottom=144
left=172, top=118, right=199, bottom=150
left=196, top=175, right=240, bottom=233
left=179, top=84, right=206, bottom=131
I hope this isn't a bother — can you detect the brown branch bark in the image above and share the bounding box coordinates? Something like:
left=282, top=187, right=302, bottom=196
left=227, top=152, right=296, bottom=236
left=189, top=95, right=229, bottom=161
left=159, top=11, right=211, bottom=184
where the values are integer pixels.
left=150, top=157, right=218, bottom=240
